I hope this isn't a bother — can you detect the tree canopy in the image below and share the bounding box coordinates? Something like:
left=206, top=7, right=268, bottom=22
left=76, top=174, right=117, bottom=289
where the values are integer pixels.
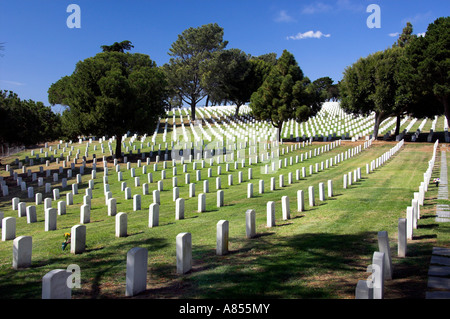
left=311, top=77, right=340, bottom=102
left=403, top=16, right=450, bottom=127
left=48, top=49, right=169, bottom=158
left=163, top=23, right=228, bottom=121
left=339, top=19, right=448, bottom=139
left=0, top=90, right=61, bottom=146
left=339, top=49, right=397, bottom=139
left=202, top=49, right=274, bottom=116
left=100, top=40, right=134, bottom=53
left=250, top=50, right=324, bottom=141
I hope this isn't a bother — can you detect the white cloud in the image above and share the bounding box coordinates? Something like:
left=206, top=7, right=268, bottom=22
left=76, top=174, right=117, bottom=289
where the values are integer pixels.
left=417, top=32, right=426, bottom=37
left=287, top=30, right=331, bottom=40
left=388, top=32, right=399, bottom=37
left=301, top=0, right=363, bottom=14
left=275, top=10, right=296, bottom=23
left=402, top=11, right=432, bottom=25
left=302, top=2, right=332, bottom=14
left=0, top=80, right=25, bottom=86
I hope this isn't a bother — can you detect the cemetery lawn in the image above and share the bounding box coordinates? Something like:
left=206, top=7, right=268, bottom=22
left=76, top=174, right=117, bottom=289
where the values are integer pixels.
left=0, top=141, right=449, bottom=299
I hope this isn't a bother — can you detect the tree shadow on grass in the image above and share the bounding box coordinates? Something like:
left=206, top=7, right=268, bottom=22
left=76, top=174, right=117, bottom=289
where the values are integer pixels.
left=134, top=232, right=379, bottom=299
left=0, top=235, right=172, bottom=299
left=77, top=236, right=171, bottom=298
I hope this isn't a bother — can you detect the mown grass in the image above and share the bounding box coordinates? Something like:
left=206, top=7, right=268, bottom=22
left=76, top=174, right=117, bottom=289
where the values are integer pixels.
left=0, top=138, right=448, bottom=299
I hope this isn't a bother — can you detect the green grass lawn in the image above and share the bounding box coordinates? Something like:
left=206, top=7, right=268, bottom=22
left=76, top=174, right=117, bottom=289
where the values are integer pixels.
left=0, top=138, right=448, bottom=299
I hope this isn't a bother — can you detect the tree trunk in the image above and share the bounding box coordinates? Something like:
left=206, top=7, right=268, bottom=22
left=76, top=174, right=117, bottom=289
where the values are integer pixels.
left=443, top=98, right=450, bottom=130
left=394, top=114, right=401, bottom=136
left=190, top=102, right=196, bottom=121
left=115, top=134, right=122, bottom=160
left=205, top=95, right=210, bottom=107
left=277, top=121, right=283, bottom=142
left=373, top=113, right=383, bottom=140
left=234, top=104, right=241, bottom=117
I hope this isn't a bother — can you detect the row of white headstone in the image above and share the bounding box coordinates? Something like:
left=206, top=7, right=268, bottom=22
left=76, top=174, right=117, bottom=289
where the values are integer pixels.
left=402, top=139, right=439, bottom=248
left=4, top=135, right=341, bottom=210
left=119, top=135, right=383, bottom=298
left=169, top=103, right=348, bottom=144
left=41, top=210, right=257, bottom=299
left=194, top=103, right=428, bottom=143
left=2, top=136, right=372, bottom=252
left=38, top=139, right=382, bottom=299
left=10, top=103, right=382, bottom=177
left=4, top=136, right=372, bottom=298
left=1, top=133, right=370, bottom=261
left=354, top=138, right=436, bottom=299
left=123, top=136, right=395, bottom=299
left=1, top=138, right=348, bottom=264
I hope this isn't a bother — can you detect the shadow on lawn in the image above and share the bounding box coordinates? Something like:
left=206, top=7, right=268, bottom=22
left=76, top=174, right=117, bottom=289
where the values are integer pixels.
left=134, top=232, right=380, bottom=299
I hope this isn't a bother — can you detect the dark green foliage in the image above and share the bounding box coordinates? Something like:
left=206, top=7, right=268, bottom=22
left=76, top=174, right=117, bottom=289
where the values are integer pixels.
left=340, top=18, right=449, bottom=139
left=403, top=17, right=450, bottom=126
left=163, top=23, right=228, bottom=120
left=395, top=22, right=416, bottom=48
left=312, top=77, right=339, bottom=102
left=48, top=50, right=169, bottom=158
left=339, top=50, right=398, bottom=138
left=203, top=49, right=270, bottom=115
left=100, top=40, right=134, bottom=53
left=0, top=90, right=61, bottom=146
left=250, top=50, right=324, bottom=141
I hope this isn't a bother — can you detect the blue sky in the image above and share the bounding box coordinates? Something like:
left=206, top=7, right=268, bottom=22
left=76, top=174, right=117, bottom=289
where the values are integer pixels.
left=0, top=0, right=448, bottom=112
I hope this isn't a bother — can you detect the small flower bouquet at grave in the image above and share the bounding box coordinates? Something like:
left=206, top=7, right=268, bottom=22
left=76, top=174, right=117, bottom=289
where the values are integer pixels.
left=434, top=178, right=440, bottom=187
left=62, top=232, right=71, bottom=251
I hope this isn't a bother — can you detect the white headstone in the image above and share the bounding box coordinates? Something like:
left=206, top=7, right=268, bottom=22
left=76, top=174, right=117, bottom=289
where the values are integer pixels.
left=58, top=201, right=66, bottom=215
left=42, top=269, right=71, bottom=299
left=176, top=232, right=192, bottom=274
left=153, top=189, right=160, bottom=204
left=45, top=208, right=57, bottom=231
left=216, top=220, right=229, bottom=256
left=13, top=236, right=32, bottom=269
left=116, top=212, right=128, bottom=237
left=397, top=218, right=407, bottom=258
left=80, top=204, right=90, bottom=224
left=149, top=203, right=159, bottom=228
left=371, top=251, right=385, bottom=299
left=217, top=190, right=224, bottom=207
left=267, top=201, right=275, bottom=227
left=2, top=217, right=15, bottom=241
left=18, top=202, right=26, bottom=218
left=245, top=209, right=256, bottom=239
left=198, top=193, right=206, bottom=212
left=26, top=206, right=37, bottom=223
left=176, top=198, right=185, bottom=220
left=297, top=190, right=304, bottom=212
left=71, top=224, right=86, bottom=254
left=377, top=231, right=393, bottom=280
left=133, top=194, right=141, bottom=211
left=281, top=196, right=290, bottom=220
left=308, top=186, right=315, bottom=207
left=125, top=247, right=148, bottom=296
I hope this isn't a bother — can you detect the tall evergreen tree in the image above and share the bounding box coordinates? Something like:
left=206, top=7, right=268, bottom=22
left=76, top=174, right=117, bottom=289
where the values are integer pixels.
left=100, top=40, right=134, bottom=53
left=250, top=50, right=323, bottom=141
left=0, top=90, right=61, bottom=146
left=403, top=17, right=450, bottom=127
left=203, top=49, right=270, bottom=116
left=163, top=23, right=228, bottom=121
left=48, top=48, right=169, bottom=158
